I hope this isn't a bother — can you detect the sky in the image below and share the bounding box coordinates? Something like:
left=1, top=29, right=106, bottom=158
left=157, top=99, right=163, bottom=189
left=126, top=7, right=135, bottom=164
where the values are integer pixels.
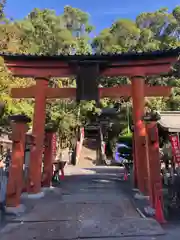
left=4, top=0, right=180, bottom=34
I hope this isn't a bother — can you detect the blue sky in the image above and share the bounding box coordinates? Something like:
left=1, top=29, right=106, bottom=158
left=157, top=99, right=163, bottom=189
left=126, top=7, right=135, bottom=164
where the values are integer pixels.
left=4, top=0, right=180, bottom=34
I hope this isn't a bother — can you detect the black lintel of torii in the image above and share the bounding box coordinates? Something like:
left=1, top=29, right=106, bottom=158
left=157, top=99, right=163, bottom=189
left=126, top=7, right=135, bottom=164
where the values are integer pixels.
left=76, top=63, right=99, bottom=102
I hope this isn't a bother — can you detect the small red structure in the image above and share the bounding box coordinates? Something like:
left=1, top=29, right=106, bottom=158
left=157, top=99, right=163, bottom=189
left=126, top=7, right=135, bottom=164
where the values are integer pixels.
left=1, top=48, right=179, bottom=208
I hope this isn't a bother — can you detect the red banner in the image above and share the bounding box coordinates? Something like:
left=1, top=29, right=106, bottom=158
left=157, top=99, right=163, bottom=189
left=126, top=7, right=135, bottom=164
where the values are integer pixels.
left=169, top=134, right=180, bottom=163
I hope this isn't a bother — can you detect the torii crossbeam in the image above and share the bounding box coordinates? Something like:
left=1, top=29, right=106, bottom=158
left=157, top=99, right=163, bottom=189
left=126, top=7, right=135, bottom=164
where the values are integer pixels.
left=11, top=85, right=171, bottom=99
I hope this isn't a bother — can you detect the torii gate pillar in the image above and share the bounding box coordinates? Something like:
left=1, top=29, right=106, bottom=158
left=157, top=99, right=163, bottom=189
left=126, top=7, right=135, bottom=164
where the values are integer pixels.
left=131, top=76, right=148, bottom=194
left=27, top=79, right=48, bottom=195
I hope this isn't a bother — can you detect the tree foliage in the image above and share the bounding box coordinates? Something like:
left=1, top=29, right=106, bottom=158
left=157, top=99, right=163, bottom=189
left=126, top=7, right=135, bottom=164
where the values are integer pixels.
left=0, top=4, right=180, bottom=145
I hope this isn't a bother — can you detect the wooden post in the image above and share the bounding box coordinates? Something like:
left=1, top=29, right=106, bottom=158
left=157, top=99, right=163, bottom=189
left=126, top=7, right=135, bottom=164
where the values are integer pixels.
left=146, top=122, right=163, bottom=207
left=27, top=79, right=48, bottom=194
left=42, top=129, right=56, bottom=188
left=131, top=76, right=148, bottom=194
left=6, top=115, right=31, bottom=207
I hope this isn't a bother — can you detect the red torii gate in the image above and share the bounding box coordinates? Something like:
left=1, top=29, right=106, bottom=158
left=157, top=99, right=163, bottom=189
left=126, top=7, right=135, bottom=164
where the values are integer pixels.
left=1, top=49, right=179, bottom=205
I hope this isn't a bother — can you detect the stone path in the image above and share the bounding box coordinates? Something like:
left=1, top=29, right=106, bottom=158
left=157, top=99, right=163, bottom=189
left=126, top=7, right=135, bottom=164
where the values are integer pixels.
left=0, top=165, right=166, bottom=240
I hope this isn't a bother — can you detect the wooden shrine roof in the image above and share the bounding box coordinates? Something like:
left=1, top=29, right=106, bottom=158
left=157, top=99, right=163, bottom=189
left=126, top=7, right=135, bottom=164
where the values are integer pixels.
left=158, top=111, right=180, bottom=132
left=0, top=48, right=180, bottom=63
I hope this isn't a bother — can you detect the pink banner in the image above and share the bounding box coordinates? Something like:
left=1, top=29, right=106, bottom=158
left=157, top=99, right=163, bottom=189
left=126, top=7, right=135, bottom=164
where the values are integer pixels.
left=169, top=134, right=180, bottom=163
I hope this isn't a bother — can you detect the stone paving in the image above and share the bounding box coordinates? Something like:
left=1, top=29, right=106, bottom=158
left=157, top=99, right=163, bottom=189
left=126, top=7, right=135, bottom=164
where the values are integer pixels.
left=0, top=165, right=167, bottom=240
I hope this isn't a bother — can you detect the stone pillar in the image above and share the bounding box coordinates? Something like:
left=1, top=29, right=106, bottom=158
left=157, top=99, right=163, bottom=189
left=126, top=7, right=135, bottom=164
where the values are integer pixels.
left=42, top=129, right=56, bottom=188
left=131, top=76, right=149, bottom=194
left=6, top=114, right=31, bottom=208
left=27, top=79, right=48, bottom=195
left=146, top=122, right=163, bottom=207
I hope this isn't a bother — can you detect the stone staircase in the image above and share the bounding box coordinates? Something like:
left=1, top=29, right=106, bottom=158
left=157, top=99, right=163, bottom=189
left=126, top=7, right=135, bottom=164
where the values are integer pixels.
left=77, top=139, right=97, bottom=168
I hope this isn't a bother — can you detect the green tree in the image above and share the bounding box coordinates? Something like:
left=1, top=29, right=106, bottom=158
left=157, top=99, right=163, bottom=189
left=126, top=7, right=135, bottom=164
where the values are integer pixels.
left=0, top=4, right=180, bottom=145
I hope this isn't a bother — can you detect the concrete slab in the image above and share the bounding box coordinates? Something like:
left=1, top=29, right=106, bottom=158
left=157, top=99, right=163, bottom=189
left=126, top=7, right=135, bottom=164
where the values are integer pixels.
left=0, top=165, right=165, bottom=240
left=77, top=217, right=164, bottom=238
left=5, top=204, right=26, bottom=215
left=134, top=192, right=150, bottom=200
left=21, top=191, right=45, bottom=199
left=0, top=218, right=165, bottom=240
left=41, top=186, right=55, bottom=192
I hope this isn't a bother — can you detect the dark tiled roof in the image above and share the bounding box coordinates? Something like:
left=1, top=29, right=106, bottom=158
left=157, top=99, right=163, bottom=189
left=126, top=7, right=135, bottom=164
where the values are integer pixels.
left=0, top=48, right=179, bottom=62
